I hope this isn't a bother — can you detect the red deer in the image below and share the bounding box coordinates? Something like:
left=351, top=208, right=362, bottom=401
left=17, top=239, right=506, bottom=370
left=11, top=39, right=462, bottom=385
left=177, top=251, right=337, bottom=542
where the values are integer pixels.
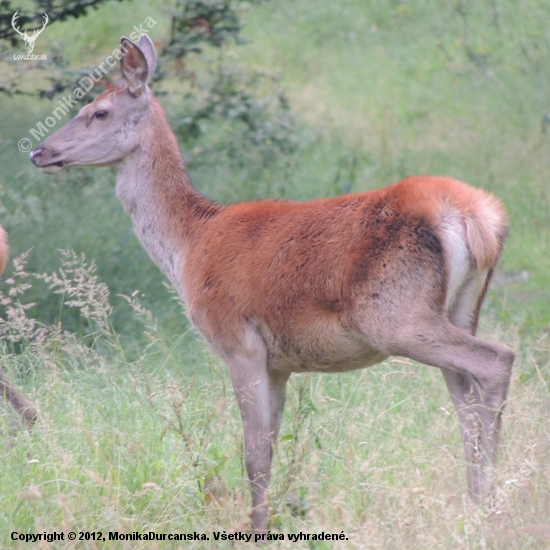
left=30, top=35, right=514, bottom=533
left=0, top=226, right=38, bottom=431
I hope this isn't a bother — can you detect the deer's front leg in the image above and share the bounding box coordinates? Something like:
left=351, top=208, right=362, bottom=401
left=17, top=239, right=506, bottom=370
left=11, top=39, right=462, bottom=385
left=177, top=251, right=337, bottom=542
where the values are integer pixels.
left=222, top=325, right=279, bottom=534
left=236, top=378, right=272, bottom=534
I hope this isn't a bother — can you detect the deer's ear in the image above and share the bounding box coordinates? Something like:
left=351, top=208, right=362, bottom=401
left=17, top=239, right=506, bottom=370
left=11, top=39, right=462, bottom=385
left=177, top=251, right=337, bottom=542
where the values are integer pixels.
left=137, top=34, right=157, bottom=84
left=120, top=37, right=149, bottom=97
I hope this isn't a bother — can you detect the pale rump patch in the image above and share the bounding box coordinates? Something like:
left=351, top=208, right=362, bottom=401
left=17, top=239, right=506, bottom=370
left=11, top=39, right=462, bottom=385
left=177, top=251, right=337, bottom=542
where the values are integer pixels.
left=440, top=209, right=471, bottom=312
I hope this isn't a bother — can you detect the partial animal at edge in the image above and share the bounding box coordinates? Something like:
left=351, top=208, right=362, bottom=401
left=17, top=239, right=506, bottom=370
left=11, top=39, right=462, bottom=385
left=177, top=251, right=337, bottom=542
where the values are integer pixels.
left=0, top=226, right=38, bottom=431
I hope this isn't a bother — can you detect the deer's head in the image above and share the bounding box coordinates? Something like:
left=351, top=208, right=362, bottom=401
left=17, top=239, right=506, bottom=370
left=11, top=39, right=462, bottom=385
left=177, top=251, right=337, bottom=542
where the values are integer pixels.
left=31, top=34, right=157, bottom=174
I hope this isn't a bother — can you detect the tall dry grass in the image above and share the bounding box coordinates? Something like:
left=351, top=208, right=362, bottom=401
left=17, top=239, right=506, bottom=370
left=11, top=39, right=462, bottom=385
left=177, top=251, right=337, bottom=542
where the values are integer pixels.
left=0, top=250, right=548, bottom=549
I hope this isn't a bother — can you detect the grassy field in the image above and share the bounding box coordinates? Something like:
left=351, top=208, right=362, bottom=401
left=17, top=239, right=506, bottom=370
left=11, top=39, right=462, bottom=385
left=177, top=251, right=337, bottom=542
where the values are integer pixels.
left=1, top=0, right=549, bottom=548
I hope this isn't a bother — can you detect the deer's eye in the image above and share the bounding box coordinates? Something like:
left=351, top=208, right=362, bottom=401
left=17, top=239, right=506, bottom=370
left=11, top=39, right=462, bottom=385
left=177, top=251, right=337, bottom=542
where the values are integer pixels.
left=94, top=110, right=108, bottom=120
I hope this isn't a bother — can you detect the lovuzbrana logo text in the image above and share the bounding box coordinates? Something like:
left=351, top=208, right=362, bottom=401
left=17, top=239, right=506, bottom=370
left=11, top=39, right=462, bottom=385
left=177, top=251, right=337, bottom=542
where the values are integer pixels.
left=12, top=11, right=48, bottom=60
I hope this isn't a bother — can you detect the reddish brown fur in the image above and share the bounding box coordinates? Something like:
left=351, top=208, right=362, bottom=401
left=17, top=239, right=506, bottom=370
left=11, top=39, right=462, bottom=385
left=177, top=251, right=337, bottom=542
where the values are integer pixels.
left=185, top=176, right=507, bottom=356
left=0, top=226, right=8, bottom=275
left=94, top=87, right=125, bottom=102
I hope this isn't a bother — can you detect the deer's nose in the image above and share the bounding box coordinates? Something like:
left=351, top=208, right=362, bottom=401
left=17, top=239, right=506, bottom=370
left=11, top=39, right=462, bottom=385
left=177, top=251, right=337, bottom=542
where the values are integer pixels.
left=30, top=148, right=44, bottom=165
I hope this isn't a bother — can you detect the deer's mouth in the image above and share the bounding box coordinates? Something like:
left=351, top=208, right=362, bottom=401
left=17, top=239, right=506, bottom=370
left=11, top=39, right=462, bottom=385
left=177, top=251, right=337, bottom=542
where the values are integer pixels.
left=37, top=160, right=65, bottom=174
left=30, top=148, right=67, bottom=173
left=36, top=159, right=66, bottom=174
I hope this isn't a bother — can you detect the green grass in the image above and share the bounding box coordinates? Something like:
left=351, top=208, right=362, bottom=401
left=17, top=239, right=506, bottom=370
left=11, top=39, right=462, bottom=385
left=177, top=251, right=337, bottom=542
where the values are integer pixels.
left=1, top=318, right=549, bottom=548
left=236, top=0, right=550, bottom=331
left=1, top=0, right=550, bottom=547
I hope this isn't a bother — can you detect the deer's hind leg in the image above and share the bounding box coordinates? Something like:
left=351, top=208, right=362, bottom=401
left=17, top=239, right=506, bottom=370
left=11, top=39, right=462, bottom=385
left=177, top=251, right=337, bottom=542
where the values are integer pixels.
left=395, top=314, right=513, bottom=499
left=440, top=269, right=512, bottom=499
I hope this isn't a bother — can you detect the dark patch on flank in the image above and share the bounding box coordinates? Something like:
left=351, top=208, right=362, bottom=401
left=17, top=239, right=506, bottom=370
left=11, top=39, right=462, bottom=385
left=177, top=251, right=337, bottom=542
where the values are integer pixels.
left=414, top=223, right=443, bottom=255
left=316, top=296, right=342, bottom=313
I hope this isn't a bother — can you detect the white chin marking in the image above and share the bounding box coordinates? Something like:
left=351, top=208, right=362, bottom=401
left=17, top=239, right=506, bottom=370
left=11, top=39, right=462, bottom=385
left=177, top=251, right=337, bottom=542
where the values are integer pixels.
left=40, top=164, right=65, bottom=174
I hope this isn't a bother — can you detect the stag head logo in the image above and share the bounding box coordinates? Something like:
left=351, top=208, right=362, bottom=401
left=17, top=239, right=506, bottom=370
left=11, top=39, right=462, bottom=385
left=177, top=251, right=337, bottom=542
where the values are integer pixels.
left=12, top=11, right=49, bottom=54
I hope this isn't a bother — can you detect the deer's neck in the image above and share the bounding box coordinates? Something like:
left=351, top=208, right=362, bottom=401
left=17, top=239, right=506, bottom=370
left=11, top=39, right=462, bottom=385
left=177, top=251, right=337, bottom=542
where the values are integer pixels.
left=115, top=98, right=220, bottom=297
